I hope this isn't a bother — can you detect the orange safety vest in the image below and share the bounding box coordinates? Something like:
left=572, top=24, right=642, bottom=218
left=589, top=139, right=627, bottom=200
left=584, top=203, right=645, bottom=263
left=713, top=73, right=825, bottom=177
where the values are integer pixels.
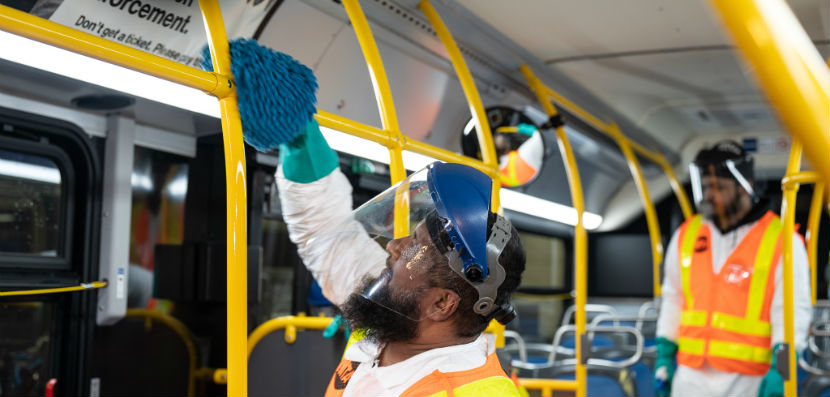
left=325, top=351, right=521, bottom=397
left=676, top=211, right=783, bottom=376
left=499, top=151, right=537, bottom=187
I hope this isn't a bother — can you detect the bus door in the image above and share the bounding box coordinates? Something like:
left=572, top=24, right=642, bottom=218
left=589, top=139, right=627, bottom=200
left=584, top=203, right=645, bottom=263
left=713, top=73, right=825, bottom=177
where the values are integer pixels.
left=0, top=107, right=101, bottom=397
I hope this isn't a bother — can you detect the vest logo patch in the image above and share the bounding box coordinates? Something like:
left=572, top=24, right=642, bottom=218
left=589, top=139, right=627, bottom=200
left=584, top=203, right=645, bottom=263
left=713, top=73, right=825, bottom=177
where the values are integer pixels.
left=333, top=360, right=360, bottom=390
left=723, top=263, right=751, bottom=285
left=694, top=236, right=708, bottom=252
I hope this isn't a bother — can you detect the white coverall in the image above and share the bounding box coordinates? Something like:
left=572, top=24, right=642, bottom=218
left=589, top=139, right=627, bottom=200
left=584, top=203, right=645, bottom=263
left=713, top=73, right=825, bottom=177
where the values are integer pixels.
left=276, top=167, right=497, bottom=396
left=657, top=216, right=812, bottom=397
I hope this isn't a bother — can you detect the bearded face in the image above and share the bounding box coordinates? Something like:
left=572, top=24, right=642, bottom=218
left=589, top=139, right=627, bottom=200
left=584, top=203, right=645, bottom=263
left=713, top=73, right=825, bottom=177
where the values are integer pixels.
left=342, top=272, right=425, bottom=344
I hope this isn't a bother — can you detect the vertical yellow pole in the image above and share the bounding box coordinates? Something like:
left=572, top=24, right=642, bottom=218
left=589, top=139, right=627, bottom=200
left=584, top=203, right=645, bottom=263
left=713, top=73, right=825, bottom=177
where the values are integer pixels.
left=657, top=156, right=694, bottom=219
left=340, top=0, right=406, bottom=185
left=607, top=124, right=664, bottom=297
left=781, top=138, right=801, bottom=397
left=419, top=0, right=501, bottom=211
left=520, top=64, right=586, bottom=397
left=806, top=181, right=824, bottom=305
left=199, top=2, right=247, bottom=396
left=709, top=0, right=830, bottom=195
left=340, top=0, right=410, bottom=238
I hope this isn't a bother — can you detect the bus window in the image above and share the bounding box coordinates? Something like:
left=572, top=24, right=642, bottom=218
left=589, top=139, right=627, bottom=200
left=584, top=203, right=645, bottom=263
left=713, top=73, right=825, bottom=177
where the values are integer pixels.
left=0, top=148, right=62, bottom=258
left=511, top=231, right=566, bottom=342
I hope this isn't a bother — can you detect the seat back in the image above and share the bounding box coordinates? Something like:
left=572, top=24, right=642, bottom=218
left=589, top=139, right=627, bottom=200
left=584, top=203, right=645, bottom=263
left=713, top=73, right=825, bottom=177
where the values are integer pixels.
left=248, top=326, right=346, bottom=397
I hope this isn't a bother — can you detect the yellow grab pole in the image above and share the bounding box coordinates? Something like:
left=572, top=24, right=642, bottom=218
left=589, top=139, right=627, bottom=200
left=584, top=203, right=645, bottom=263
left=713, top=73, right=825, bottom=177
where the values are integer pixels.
left=710, top=0, right=830, bottom=193
left=780, top=138, right=802, bottom=397
left=198, top=2, right=247, bottom=396
left=0, top=4, right=230, bottom=97
left=340, top=0, right=406, bottom=185
left=419, top=0, right=501, bottom=211
left=340, top=0, right=410, bottom=237
left=806, top=181, right=824, bottom=305
left=656, top=156, right=694, bottom=219
left=520, top=64, right=585, bottom=397
left=606, top=124, right=664, bottom=297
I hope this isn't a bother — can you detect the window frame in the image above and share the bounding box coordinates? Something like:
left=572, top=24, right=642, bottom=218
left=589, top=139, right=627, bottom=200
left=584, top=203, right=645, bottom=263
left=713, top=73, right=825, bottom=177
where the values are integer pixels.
left=0, top=133, right=75, bottom=270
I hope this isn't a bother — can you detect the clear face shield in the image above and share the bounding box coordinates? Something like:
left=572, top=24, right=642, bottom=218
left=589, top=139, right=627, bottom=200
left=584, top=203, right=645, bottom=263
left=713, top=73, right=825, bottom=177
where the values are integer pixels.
left=317, top=163, right=512, bottom=323
left=689, top=157, right=757, bottom=227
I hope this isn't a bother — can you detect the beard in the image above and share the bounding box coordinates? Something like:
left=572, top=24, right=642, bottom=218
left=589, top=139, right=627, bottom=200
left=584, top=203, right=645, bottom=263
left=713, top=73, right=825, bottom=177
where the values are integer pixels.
left=702, top=191, right=744, bottom=231
left=342, top=273, right=423, bottom=344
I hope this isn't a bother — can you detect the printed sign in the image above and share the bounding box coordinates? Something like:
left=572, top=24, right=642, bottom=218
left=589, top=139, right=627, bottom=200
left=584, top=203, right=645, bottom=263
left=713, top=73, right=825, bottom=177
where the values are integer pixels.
left=2, top=0, right=274, bottom=68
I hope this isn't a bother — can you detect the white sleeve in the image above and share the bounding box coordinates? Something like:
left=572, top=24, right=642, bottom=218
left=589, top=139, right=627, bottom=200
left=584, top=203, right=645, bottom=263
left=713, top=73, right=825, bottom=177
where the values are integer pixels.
left=770, top=233, right=812, bottom=352
left=276, top=167, right=387, bottom=306
left=656, top=229, right=683, bottom=342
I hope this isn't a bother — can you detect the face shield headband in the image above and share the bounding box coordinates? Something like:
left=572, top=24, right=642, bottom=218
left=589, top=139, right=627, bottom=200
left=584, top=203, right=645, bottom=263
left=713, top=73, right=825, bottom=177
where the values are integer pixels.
left=425, top=210, right=514, bottom=322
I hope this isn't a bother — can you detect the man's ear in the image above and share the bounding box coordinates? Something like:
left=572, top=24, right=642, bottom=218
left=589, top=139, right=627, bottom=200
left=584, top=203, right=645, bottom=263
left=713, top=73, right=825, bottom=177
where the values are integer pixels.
left=423, top=288, right=460, bottom=322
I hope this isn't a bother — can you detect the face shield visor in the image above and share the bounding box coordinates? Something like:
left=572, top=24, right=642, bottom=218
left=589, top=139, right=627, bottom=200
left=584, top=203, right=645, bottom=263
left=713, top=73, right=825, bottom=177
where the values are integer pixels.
left=689, top=156, right=757, bottom=224
left=317, top=162, right=513, bottom=323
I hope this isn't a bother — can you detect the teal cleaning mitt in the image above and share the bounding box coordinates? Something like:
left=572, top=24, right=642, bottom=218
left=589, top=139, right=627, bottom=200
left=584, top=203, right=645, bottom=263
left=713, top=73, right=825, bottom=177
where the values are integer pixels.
left=201, top=38, right=318, bottom=152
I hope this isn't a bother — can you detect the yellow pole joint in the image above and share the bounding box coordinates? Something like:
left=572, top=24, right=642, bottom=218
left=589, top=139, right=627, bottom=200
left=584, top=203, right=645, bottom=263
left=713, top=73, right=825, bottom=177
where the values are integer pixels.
left=781, top=171, right=820, bottom=189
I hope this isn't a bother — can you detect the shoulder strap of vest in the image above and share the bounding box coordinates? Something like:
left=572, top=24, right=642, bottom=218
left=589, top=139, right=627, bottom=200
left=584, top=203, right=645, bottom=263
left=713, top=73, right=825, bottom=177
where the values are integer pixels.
left=679, top=215, right=704, bottom=310
left=401, top=352, right=515, bottom=397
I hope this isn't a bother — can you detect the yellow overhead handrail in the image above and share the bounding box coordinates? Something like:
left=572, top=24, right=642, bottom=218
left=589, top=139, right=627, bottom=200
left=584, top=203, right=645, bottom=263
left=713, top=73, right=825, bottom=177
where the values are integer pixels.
left=198, top=3, right=248, bottom=396
left=520, top=65, right=585, bottom=397
left=0, top=5, right=230, bottom=97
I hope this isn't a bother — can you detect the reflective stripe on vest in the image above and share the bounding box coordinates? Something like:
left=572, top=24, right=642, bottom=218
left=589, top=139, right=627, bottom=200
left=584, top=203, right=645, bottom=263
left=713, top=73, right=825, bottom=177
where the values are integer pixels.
left=324, top=351, right=520, bottom=397
left=676, top=212, right=782, bottom=375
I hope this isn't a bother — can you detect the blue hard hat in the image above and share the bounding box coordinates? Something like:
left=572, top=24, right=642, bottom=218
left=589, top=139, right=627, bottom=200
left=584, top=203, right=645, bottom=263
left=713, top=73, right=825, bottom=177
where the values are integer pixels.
left=427, top=162, right=493, bottom=280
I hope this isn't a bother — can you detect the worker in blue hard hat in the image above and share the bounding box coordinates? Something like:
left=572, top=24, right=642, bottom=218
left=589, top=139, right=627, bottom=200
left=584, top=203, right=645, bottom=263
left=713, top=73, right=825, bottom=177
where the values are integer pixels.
left=276, top=120, right=526, bottom=397
left=654, top=140, right=811, bottom=397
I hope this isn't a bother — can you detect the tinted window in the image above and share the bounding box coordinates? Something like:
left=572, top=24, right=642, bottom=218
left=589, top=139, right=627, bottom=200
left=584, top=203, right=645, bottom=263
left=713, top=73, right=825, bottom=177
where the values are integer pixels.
left=0, top=149, right=62, bottom=257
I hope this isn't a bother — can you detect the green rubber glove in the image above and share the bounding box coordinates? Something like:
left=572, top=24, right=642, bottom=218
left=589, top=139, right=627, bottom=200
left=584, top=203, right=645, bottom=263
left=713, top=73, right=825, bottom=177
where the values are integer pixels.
left=278, top=119, right=339, bottom=183
left=758, top=344, right=784, bottom=397
left=654, top=337, right=678, bottom=397
left=516, top=123, right=537, bottom=136
left=323, top=314, right=351, bottom=340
